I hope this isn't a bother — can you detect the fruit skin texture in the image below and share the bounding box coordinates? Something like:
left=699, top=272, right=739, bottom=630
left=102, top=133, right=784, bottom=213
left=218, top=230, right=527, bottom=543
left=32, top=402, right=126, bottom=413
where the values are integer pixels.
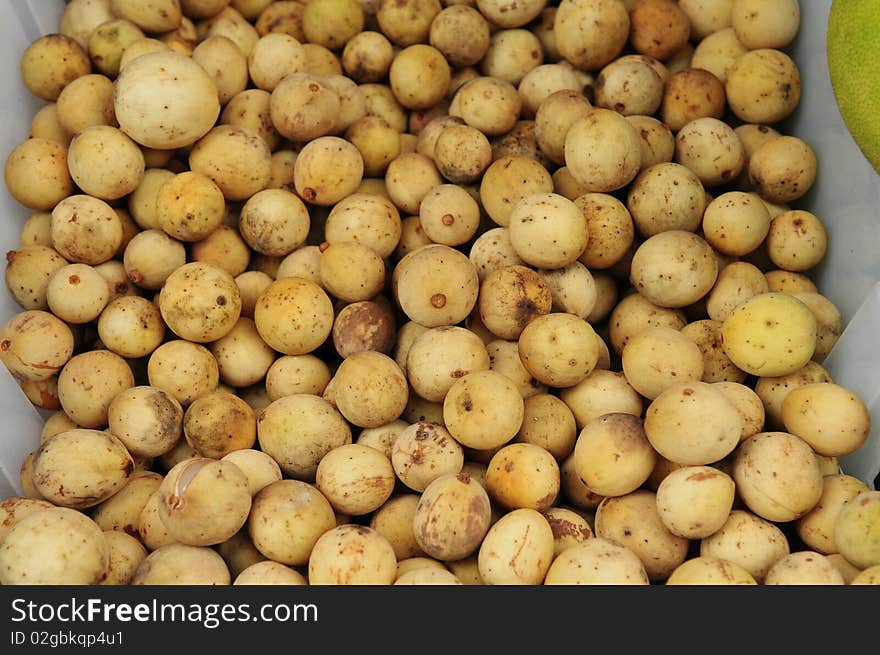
left=828, top=0, right=880, bottom=174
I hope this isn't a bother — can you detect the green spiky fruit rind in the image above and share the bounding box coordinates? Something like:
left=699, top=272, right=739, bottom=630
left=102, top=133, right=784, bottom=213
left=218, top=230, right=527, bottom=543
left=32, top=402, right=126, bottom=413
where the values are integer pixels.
left=828, top=0, right=880, bottom=174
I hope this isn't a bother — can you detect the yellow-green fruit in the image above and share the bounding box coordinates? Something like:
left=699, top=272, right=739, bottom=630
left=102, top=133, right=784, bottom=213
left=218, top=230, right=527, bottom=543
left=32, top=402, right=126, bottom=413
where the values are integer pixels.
left=303, top=0, right=364, bottom=51
left=828, top=0, right=880, bottom=173
left=720, top=292, right=817, bottom=377
left=835, top=491, right=880, bottom=570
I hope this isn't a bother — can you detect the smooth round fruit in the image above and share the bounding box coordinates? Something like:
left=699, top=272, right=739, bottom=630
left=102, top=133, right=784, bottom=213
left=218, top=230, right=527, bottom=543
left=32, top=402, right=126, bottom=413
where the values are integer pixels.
left=720, top=292, right=817, bottom=378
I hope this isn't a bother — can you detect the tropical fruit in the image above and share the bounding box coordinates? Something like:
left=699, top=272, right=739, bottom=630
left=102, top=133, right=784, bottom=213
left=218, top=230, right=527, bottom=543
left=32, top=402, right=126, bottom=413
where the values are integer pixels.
left=828, top=0, right=880, bottom=173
